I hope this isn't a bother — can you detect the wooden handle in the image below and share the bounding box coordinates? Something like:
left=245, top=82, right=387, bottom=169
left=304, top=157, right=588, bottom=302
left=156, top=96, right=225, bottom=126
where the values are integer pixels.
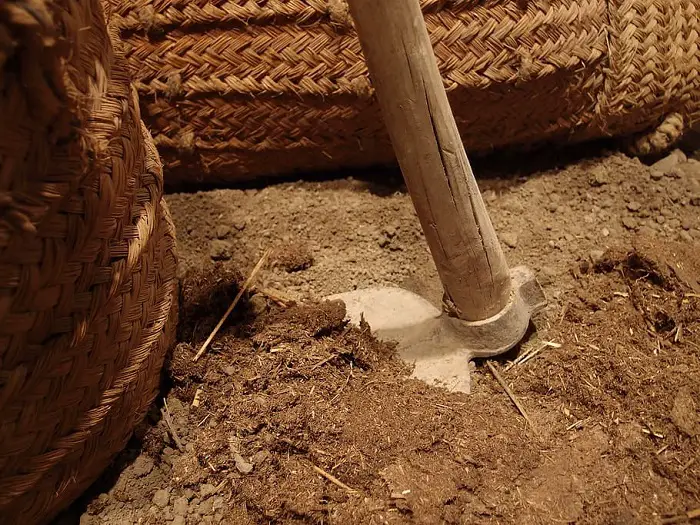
left=347, top=0, right=512, bottom=321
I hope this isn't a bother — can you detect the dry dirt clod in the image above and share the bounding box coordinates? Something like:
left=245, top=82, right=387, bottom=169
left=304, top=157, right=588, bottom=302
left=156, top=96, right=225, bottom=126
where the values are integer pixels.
left=209, top=239, right=233, bottom=261
left=152, top=489, right=170, bottom=509
left=483, top=189, right=498, bottom=202
left=173, top=496, right=189, bottom=516
left=216, top=224, right=231, bottom=239
left=382, top=225, right=398, bottom=238
left=274, top=242, right=314, bottom=272
left=249, top=294, right=268, bottom=315
left=234, top=453, right=255, bottom=474
left=589, top=169, right=609, bottom=186
left=671, top=388, right=698, bottom=437
left=199, top=484, right=217, bottom=499
left=132, top=456, right=154, bottom=477
left=501, top=232, right=519, bottom=248
left=680, top=231, right=693, bottom=243
left=652, top=149, right=687, bottom=173
left=622, top=217, right=638, bottom=230
left=589, top=250, right=605, bottom=265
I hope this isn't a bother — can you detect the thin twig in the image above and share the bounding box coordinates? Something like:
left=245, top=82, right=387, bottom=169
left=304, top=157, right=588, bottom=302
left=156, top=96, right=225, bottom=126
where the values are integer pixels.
left=310, top=353, right=338, bottom=371
left=251, top=285, right=298, bottom=306
left=566, top=418, right=589, bottom=431
left=192, top=387, right=204, bottom=407
left=194, top=249, right=272, bottom=362
left=558, top=301, right=569, bottom=324
left=329, top=368, right=352, bottom=404
left=661, top=508, right=700, bottom=524
left=681, top=458, right=696, bottom=471
left=641, top=420, right=664, bottom=439
left=161, top=398, right=184, bottom=452
left=518, top=341, right=562, bottom=366
left=487, top=361, right=535, bottom=430
left=312, top=464, right=358, bottom=494
left=674, top=323, right=683, bottom=343
left=656, top=444, right=670, bottom=455
left=503, top=360, right=518, bottom=372
left=504, top=341, right=561, bottom=371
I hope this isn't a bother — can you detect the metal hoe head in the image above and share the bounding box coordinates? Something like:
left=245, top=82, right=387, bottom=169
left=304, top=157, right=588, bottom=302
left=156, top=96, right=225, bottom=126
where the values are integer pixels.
left=327, top=266, right=546, bottom=394
left=340, top=0, right=548, bottom=393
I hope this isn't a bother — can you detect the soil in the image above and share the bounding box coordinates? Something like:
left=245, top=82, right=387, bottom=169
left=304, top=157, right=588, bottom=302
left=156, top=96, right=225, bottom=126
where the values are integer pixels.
left=54, top=148, right=700, bottom=524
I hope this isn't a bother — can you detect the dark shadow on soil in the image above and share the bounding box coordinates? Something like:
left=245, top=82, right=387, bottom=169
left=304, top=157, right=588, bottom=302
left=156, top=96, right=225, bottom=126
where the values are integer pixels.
left=163, top=137, right=622, bottom=197
left=51, top=407, right=165, bottom=525
left=472, top=321, right=539, bottom=369
left=51, top=266, right=251, bottom=525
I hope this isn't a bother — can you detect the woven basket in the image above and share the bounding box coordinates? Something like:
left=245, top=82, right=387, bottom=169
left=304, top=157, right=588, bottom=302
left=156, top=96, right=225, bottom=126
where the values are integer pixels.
left=0, top=1, right=178, bottom=523
left=110, top=0, right=700, bottom=185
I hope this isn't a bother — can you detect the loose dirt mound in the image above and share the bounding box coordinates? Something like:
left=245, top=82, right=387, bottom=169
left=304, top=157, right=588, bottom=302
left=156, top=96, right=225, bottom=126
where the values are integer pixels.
left=62, top=240, right=699, bottom=525
left=54, top=150, right=700, bottom=524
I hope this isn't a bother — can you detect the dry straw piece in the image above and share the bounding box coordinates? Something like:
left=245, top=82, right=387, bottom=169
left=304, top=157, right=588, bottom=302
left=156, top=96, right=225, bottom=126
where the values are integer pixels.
left=0, top=0, right=178, bottom=523
left=109, top=0, right=700, bottom=185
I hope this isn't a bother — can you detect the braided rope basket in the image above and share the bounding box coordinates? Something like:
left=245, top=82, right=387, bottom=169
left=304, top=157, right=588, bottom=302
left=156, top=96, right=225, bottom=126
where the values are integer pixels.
left=110, top=0, right=700, bottom=185
left=0, top=1, right=178, bottom=522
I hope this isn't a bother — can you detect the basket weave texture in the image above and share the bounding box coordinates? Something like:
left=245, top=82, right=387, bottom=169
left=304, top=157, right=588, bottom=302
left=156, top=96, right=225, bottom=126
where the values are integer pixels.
left=111, top=0, right=700, bottom=185
left=0, top=1, right=178, bottom=522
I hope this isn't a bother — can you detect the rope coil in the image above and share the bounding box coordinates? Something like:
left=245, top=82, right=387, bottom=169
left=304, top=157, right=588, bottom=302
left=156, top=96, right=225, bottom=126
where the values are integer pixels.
left=109, top=0, right=700, bottom=185
left=0, top=1, right=178, bottom=522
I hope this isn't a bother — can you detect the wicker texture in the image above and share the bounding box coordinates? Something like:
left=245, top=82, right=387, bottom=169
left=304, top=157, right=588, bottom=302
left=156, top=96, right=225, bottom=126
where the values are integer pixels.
left=0, top=1, right=178, bottom=523
left=110, top=0, right=700, bottom=185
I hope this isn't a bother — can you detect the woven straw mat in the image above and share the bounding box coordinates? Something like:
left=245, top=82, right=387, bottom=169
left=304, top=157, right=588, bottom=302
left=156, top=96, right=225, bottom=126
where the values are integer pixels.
left=0, top=1, right=178, bottom=522
left=110, top=0, right=700, bottom=185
